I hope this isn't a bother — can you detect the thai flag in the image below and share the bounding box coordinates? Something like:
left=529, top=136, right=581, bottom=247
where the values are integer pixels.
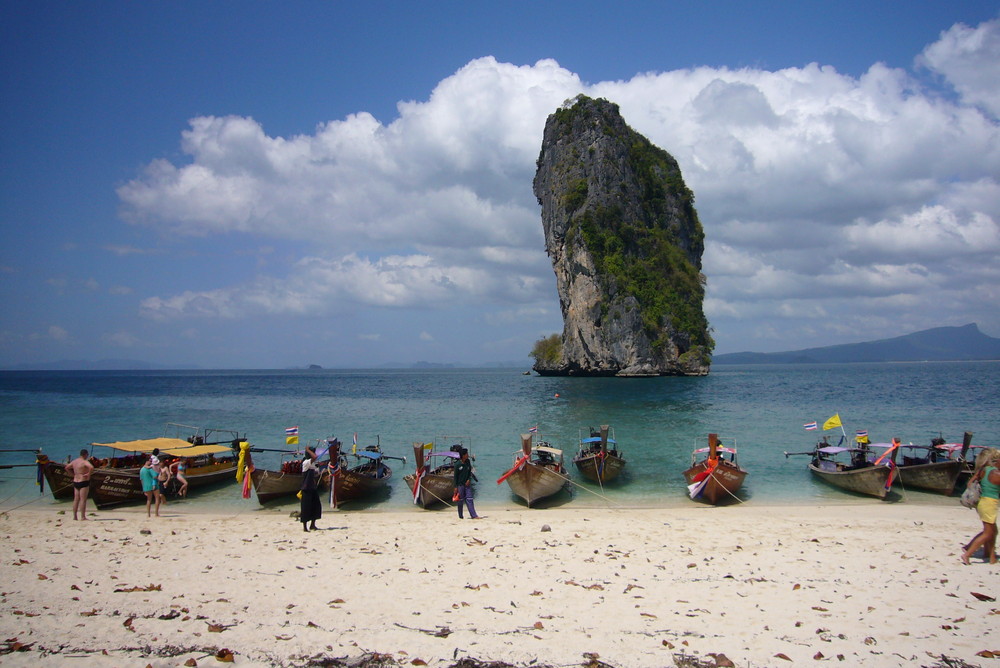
left=856, top=430, right=868, bottom=438
left=804, top=422, right=818, bottom=431
left=528, top=425, right=538, bottom=433
left=285, top=426, right=299, bottom=436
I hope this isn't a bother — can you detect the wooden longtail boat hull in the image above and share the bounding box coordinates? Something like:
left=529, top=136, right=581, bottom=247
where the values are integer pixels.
left=808, top=463, right=891, bottom=499
left=251, top=465, right=391, bottom=505
left=92, top=461, right=236, bottom=509
left=42, top=462, right=97, bottom=500
left=573, top=453, right=625, bottom=483
left=403, top=472, right=454, bottom=508
left=48, top=460, right=237, bottom=509
left=506, top=463, right=567, bottom=507
left=683, top=460, right=747, bottom=504
left=249, top=468, right=330, bottom=504
left=894, top=460, right=963, bottom=495
left=331, top=466, right=391, bottom=503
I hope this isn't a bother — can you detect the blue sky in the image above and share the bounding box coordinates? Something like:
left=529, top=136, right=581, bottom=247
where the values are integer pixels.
left=2, top=1, right=999, bottom=368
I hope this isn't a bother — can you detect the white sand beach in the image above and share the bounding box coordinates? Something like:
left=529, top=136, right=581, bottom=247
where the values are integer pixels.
left=0, top=503, right=997, bottom=667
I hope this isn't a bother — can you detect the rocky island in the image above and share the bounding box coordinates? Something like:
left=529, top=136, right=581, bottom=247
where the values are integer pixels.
left=531, top=95, right=712, bottom=376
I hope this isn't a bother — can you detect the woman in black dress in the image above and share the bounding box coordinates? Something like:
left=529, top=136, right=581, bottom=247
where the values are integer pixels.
left=300, top=447, right=321, bottom=532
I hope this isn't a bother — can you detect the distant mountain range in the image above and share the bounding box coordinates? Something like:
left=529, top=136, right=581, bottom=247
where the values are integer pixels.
left=713, top=323, right=1000, bottom=364
left=1, top=359, right=530, bottom=371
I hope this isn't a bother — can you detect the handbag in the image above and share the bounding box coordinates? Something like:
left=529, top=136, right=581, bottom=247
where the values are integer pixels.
left=960, top=479, right=981, bottom=509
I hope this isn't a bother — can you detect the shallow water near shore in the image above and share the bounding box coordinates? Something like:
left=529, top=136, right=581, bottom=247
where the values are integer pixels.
left=1, top=361, right=998, bottom=513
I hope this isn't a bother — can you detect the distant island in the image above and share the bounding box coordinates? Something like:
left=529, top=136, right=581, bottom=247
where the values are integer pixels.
left=713, top=323, right=1000, bottom=364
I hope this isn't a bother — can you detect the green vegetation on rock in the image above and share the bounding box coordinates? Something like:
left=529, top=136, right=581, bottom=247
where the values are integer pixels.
left=529, top=334, right=563, bottom=366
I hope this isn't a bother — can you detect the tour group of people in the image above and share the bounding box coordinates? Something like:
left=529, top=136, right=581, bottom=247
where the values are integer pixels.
left=63, top=448, right=189, bottom=519
left=138, top=448, right=189, bottom=517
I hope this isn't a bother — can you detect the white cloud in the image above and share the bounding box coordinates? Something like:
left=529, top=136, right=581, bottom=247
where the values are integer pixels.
left=119, top=22, right=1000, bottom=352
left=918, top=18, right=1000, bottom=118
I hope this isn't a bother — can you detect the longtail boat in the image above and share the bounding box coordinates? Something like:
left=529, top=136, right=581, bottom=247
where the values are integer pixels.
left=248, top=436, right=402, bottom=507
left=41, top=425, right=243, bottom=509
left=404, top=438, right=470, bottom=508
left=683, top=433, right=747, bottom=504
left=786, top=436, right=894, bottom=499
left=247, top=448, right=333, bottom=504
left=930, top=432, right=985, bottom=493
left=498, top=432, right=569, bottom=507
left=330, top=439, right=401, bottom=506
left=885, top=434, right=968, bottom=495
left=572, top=425, right=625, bottom=484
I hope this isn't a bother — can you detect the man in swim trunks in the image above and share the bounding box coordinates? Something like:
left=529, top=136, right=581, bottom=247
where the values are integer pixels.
left=65, top=449, right=95, bottom=521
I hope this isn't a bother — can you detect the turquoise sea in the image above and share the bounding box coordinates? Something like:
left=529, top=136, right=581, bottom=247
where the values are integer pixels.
left=1, top=361, right=998, bottom=512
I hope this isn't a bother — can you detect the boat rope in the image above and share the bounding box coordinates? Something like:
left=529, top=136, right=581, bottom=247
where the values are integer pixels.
left=0, top=476, right=63, bottom=512
left=543, top=467, right=625, bottom=509
left=706, top=470, right=746, bottom=504
left=419, top=484, right=456, bottom=508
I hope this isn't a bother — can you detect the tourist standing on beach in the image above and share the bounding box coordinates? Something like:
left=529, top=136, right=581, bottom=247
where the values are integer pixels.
left=140, top=459, right=161, bottom=517
left=962, top=448, right=1000, bottom=565
left=453, top=448, right=480, bottom=519
left=300, top=447, right=321, bottom=532
left=65, top=449, right=94, bottom=521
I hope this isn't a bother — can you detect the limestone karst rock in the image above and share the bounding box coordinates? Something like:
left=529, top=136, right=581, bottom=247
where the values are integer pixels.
left=532, top=95, right=712, bottom=376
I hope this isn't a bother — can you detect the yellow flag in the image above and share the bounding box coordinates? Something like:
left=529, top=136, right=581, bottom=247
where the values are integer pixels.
left=286, top=435, right=299, bottom=445
left=823, top=414, right=842, bottom=431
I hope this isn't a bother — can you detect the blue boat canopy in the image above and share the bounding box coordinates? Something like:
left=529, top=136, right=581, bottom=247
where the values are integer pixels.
left=817, top=446, right=849, bottom=454
left=356, top=450, right=383, bottom=460
left=581, top=437, right=616, bottom=445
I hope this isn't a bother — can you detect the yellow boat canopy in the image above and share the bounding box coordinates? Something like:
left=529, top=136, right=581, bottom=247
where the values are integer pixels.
left=90, top=437, right=232, bottom=457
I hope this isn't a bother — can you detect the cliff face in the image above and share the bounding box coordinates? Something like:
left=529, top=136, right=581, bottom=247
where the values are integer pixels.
left=532, top=96, right=712, bottom=377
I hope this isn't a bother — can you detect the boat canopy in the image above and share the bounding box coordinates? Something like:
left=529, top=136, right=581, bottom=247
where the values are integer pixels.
left=817, top=446, right=849, bottom=454
left=866, top=443, right=899, bottom=449
left=535, top=446, right=562, bottom=455
left=581, top=436, right=616, bottom=445
left=91, top=437, right=232, bottom=457
left=430, top=451, right=460, bottom=459
left=933, top=443, right=965, bottom=452
left=694, top=446, right=736, bottom=455
left=356, top=450, right=383, bottom=460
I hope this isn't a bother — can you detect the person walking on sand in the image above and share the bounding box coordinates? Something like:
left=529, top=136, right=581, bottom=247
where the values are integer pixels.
left=962, top=448, right=1000, bottom=565
left=299, top=447, right=321, bottom=532
left=453, top=448, right=480, bottom=519
left=65, top=449, right=94, bottom=521
left=140, top=458, right=161, bottom=517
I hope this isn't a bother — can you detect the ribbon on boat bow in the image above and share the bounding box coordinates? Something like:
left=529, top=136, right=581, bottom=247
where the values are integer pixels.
left=874, top=438, right=901, bottom=491
left=411, top=465, right=427, bottom=504
left=687, top=457, right=718, bottom=499
left=496, top=455, right=529, bottom=485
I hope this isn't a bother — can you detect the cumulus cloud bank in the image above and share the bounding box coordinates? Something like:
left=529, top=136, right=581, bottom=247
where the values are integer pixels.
left=118, top=19, right=1000, bottom=352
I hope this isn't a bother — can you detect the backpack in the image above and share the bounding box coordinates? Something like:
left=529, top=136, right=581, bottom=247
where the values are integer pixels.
left=960, top=479, right=981, bottom=509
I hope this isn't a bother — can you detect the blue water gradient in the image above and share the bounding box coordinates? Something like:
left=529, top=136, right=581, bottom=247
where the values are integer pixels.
left=1, top=362, right=997, bottom=512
